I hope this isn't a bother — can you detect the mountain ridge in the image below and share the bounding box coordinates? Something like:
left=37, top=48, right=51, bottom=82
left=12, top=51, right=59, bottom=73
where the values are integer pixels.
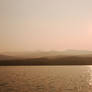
left=1, top=50, right=92, bottom=60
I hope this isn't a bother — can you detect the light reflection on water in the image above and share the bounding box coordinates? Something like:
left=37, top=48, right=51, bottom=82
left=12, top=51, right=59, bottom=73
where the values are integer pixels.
left=0, top=66, right=92, bottom=92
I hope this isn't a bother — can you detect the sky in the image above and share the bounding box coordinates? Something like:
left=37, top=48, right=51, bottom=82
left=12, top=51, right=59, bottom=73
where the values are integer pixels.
left=0, top=0, right=92, bottom=52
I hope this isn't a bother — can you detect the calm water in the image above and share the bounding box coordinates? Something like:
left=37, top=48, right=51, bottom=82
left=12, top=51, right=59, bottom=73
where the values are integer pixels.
left=0, top=66, right=92, bottom=92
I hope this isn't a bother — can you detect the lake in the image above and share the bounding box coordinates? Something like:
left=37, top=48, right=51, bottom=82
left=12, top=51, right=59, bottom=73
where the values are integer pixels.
left=0, top=66, right=92, bottom=92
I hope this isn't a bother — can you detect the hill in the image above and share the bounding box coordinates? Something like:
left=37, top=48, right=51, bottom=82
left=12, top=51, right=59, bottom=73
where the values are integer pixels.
left=0, top=55, right=92, bottom=65
left=1, top=50, right=92, bottom=65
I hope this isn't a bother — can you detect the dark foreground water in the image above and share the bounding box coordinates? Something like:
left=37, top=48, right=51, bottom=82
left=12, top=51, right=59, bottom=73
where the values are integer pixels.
left=0, top=66, right=92, bottom=92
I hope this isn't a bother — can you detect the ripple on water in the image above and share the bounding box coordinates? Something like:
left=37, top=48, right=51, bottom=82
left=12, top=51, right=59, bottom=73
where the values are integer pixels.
left=0, top=66, right=92, bottom=92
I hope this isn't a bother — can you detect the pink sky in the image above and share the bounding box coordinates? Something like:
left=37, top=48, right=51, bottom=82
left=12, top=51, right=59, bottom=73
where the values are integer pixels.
left=0, top=0, right=92, bottom=52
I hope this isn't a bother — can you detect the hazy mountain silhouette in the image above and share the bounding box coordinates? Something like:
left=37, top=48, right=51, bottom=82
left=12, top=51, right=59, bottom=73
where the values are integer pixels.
left=1, top=55, right=92, bottom=65
left=61, top=50, right=92, bottom=55
left=1, top=50, right=92, bottom=65
left=2, top=50, right=92, bottom=58
left=0, top=54, right=18, bottom=60
left=0, top=55, right=12, bottom=60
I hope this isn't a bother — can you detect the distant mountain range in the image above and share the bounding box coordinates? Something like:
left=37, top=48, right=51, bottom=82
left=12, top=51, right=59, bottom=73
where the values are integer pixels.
left=0, top=55, right=15, bottom=60
left=1, top=50, right=92, bottom=65
left=1, top=50, right=92, bottom=60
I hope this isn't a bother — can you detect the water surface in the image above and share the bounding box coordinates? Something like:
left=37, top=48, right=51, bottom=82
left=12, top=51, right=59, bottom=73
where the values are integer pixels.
left=0, top=66, right=92, bottom=92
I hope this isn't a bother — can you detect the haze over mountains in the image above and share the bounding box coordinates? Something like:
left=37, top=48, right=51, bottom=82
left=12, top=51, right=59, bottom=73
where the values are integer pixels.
left=0, top=55, right=16, bottom=60
left=1, top=50, right=92, bottom=60
left=1, top=50, right=92, bottom=65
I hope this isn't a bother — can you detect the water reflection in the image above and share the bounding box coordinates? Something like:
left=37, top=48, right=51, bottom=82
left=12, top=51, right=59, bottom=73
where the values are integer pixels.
left=0, top=66, right=92, bottom=92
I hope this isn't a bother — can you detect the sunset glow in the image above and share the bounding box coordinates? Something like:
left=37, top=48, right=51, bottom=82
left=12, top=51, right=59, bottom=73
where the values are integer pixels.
left=0, top=0, right=92, bottom=52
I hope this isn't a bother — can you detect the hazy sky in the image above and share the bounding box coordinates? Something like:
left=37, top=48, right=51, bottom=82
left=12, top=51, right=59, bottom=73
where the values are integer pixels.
left=0, top=0, right=92, bottom=52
